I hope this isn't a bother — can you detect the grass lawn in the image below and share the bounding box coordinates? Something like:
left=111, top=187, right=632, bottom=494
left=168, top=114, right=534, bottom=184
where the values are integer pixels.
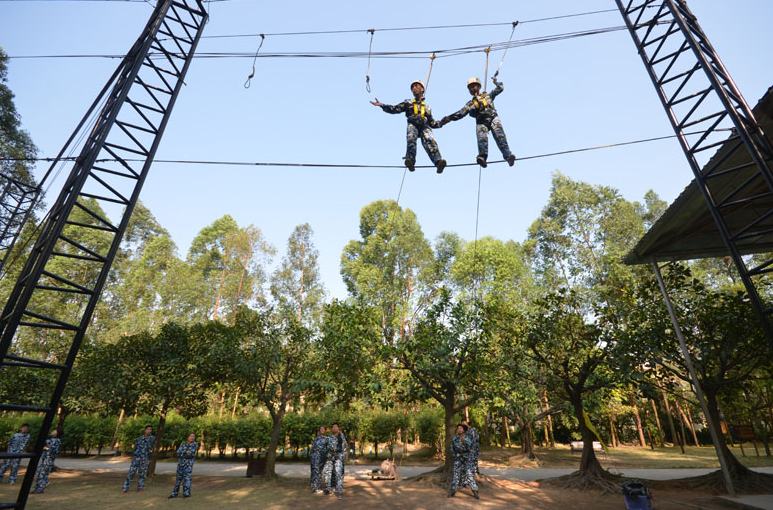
left=482, top=444, right=773, bottom=469
left=0, top=470, right=742, bottom=510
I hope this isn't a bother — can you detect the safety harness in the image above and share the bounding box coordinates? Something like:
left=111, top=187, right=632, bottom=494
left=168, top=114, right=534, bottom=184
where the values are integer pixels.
left=412, top=99, right=426, bottom=118
left=472, top=94, right=489, bottom=109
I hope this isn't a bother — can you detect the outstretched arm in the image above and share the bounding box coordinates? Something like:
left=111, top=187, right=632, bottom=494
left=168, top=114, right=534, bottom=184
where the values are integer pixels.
left=371, top=99, right=408, bottom=114
left=443, top=102, right=473, bottom=125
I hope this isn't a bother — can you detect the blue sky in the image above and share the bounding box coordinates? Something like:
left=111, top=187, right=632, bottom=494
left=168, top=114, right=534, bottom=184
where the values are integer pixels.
left=2, top=0, right=773, bottom=300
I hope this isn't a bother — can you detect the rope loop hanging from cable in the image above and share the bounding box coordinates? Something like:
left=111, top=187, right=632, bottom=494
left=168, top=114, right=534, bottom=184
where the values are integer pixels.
left=365, top=28, right=375, bottom=93
left=244, top=33, right=265, bottom=89
left=424, top=52, right=436, bottom=94
left=483, top=46, right=491, bottom=93
left=493, top=21, right=518, bottom=80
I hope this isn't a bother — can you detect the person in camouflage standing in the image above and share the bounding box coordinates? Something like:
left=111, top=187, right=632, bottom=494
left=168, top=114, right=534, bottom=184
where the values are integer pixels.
left=169, top=433, right=199, bottom=499
left=0, top=423, right=30, bottom=485
left=461, top=419, right=480, bottom=475
left=310, top=425, right=328, bottom=493
left=440, top=76, right=516, bottom=168
left=31, top=428, right=62, bottom=494
left=122, top=425, right=155, bottom=493
left=448, top=424, right=479, bottom=499
left=322, top=422, right=347, bottom=499
left=370, top=80, right=448, bottom=174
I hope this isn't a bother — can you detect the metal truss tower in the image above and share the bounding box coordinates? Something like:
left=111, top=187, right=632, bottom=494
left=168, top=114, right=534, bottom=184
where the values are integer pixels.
left=0, top=175, right=37, bottom=276
left=0, top=1, right=207, bottom=507
left=617, top=0, right=773, bottom=344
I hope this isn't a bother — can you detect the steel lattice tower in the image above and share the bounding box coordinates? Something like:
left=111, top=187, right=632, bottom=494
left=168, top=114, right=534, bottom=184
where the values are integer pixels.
left=0, top=1, right=207, bottom=507
left=617, top=0, right=773, bottom=345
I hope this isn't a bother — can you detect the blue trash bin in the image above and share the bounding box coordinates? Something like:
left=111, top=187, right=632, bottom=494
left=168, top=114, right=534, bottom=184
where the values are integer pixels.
left=624, top=494, right=652, bottom=510
left=622, top=480, right=652, bottom=510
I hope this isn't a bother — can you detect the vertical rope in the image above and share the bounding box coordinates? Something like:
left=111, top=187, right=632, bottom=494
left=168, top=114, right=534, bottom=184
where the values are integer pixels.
left=365, top=29, right=375, bottom=93
left=483, top=47, right=491, bottom=93
left=244, top=34, right=265, bottom=89
left=493, top=21, right=519, bottom=80
left=424, top=53, right=436, bottom=93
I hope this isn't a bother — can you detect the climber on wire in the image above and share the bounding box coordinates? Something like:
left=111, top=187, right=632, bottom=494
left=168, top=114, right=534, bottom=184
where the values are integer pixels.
left=441, top=76, right=516, bottom=168
left=370, top=80, right=448, bottom=174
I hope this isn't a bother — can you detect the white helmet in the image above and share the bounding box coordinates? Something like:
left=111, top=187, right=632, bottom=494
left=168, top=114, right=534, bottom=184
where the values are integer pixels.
left=467, top=77, right=482, bottom=87
left=410, top=79, right=425, bottom=90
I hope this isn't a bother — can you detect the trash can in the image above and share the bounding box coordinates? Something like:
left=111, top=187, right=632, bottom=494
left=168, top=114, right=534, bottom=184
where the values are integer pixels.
left=622, top=480, right=652, bottom=510
left=246, top=450, right=266, bottom=477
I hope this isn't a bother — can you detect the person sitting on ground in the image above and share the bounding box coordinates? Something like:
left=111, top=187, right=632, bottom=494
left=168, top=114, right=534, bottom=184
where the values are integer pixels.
left=441, top=76, right=516, bottom=168
left=370, top=80, right=448, bottom=174
left=380, top=458, right=397, bottom=478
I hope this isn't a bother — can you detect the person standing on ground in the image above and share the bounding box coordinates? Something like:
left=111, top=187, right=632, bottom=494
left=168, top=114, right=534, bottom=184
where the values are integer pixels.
left=310, top=426, right=328, bottom=493
left=440, top=76, right=516, bottom=168
left=322, top=422, right=347, bottom=499
left=31, top=428, right=62, bottom=494
left=461, top=419, right=480, bottom=475
left=370, top=80, right=448, bottom=174
left=169, top=433, right=199, bottom=499
left=449, top=424, right=479, bottom=499
left=122, top=425, right=155, bottom=493
left=0, top=423, right=30, bottom=485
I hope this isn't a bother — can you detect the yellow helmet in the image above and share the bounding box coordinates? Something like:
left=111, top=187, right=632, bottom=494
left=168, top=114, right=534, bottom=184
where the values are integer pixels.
left=467, top=77, right=482, bottom=87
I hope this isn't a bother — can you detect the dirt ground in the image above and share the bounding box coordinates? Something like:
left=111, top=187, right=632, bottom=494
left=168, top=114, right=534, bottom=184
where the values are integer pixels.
left=0, top=470, right=743, bottom=510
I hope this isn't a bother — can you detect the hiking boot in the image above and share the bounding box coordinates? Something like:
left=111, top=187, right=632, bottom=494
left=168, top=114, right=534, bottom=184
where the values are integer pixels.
left=473, top=491, right=480, bottom=499
left=336, top=493, right=343, bottom=499
left=476, top=155, right=487, bottom=168
left=436, top=159, right=447, bottom=174
left=168, top=495, right=177, bottom=499
left=506, top=153, right=516, bottom=167
left=447, top=491, right=455, bottom=498
left=404, top=159, right=415, bottom=172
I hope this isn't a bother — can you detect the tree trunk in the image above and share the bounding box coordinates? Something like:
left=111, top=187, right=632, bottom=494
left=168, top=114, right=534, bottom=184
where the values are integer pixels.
left=443, top=400, right=456, bottom=480
left=521, top=420, right=536, bottom=460
left=264, top=402, right=288, bottom=477
left=683, top=402, right=700, bottom=447
left=501, top=415, right=509, bottom=448
left=675, top=399, right=689, bottom=450
left=112, top=409, right=126, bottom=451
left=542, top=391, right=556, bottom=448
left=631, top=393, right=646, bottom=447
left=704, top=391, right=755, bottom=479
left=231, top=387, right=241, bottom=418
left=674, top=399, right=698, bottom=447
left=570, top=394, right=605, bottom=476
left=482, top=413, right=491, bottom=446
left=609, top=415, right=618, bottom=448
left=218, top=391, right=226, bottom=419
left=650, top=399, right=665, bottom=447
left=373, top=441, right=379, bottom=460
left=148, top=403, right=168, bottom=476
left=662, top=389, right=680, bottom=450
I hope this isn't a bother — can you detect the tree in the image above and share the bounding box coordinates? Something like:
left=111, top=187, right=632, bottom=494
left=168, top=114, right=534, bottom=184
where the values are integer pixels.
left=526, top=290, right=621, bottom=491
left=88, top=323, right=208, bottom=475
left=236, top=308, right=321, bottom=476
left=623, top=264, right=773, bottom=490
left=270, top=223, right=325, bottom=328
left=341, top=200, right=433, bottom=347
left=394, top=290, right=493, bottom=479
left=0, top=48, right=38, bottom=186
left=188, top=216, right=274, bottom=320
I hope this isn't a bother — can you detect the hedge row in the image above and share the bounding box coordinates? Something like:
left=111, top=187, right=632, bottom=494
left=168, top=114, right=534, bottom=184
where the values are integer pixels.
left=1, top=407, right=447, bottom=458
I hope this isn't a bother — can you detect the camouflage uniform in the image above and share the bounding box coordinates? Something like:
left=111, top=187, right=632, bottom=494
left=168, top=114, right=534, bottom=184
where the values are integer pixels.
left=323, top=433, right=347, bottom=495
left=0, top=431, right=30, bottom=484
left=309, top=435, right=328, bottom=490
left=466, top=426, right=480, bottom=474
left=445, top=81, right=513, bottom=161
left=379, top=99, right=444, bottom=166
left=450, top=434, right=477, bottom=492
left=31, top=437, right=60, bottom=493
left=170, top=441, right=198, bottom=498
left=122, top=434, right=155, bottom=491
